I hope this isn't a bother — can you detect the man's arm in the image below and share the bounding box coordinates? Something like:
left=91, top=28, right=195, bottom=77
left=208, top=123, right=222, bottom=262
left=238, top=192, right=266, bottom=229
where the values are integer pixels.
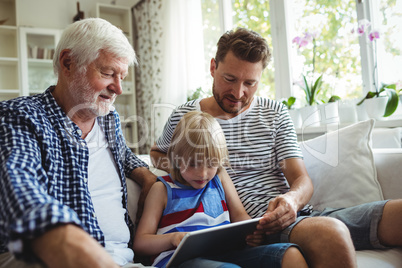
left=150, top=144, right=170, bottom=172
left=257, top=158, right=313, bottom=234
left=128, top=166, right=157, bottom=221
left=31, top=224, right=118, bottom=268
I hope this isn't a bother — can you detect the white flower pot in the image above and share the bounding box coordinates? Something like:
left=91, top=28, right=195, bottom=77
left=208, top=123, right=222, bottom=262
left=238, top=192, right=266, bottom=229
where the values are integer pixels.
left=299, top=105, right=320, bottom=127
left=356, top=102, right=369, bottom=121
left=338, top=101, right=358, bottom=124
left=365, top=97, right=387, bottom=120
left=288, top=109, right=302, bottom=128
left=318, top=102, right=339, bottom=125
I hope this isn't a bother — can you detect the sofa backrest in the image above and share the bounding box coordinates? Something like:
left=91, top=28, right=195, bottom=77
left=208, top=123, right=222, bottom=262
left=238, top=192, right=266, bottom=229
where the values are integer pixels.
left=373, top=148, right=402, bottom=200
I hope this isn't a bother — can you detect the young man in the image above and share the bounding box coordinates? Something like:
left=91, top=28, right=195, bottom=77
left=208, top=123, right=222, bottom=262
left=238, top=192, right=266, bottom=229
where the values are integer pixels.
left=0, top=18, right=156, bottom=268
left=150, top=28, right=402, bottom=267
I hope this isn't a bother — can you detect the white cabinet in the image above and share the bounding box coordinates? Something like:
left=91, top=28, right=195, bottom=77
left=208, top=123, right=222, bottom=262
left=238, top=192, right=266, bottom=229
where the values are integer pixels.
left=19, top=27, right=60, bottom=96
left=0, top=0, right=19, bottom=101
left=96, top=3, right=139, bottom=153
left=0, top=26, right=19, bottom=101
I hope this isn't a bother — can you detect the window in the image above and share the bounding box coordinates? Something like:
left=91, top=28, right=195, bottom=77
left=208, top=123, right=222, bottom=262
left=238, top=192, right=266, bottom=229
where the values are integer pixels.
left=200, top=0, right=402, bottom=103
left=201, top=0, right=275, bottom=99
left=291, top=0, right=361, bottom=105
left=200, top=0, right=221, bottom=98
left=232, top=0, right=275, bottom=99
left=376, top=0, right=402, bottom=87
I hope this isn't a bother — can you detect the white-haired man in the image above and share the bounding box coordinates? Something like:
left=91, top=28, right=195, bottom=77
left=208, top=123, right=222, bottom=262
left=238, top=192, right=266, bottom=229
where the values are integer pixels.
left=0, top=18, right=156, bottom=268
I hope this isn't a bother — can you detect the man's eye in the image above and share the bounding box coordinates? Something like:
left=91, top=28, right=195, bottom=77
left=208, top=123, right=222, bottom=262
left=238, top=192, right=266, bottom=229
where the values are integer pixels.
left=224, top=77, right=235, bottom=82
left=102, top=72, right=113, bottom=77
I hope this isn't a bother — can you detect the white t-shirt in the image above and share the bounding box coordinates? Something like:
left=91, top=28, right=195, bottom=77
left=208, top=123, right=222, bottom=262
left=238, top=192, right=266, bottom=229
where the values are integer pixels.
left=86, top=120, right=133, bottom=266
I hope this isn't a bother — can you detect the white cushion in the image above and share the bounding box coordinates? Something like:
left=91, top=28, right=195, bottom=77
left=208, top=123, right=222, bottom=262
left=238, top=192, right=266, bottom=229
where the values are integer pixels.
left=299, top=119, right=384, bottom=211
left=356, top=248, right=402, bottom=267
left=127, top=155, right=168, bottom=224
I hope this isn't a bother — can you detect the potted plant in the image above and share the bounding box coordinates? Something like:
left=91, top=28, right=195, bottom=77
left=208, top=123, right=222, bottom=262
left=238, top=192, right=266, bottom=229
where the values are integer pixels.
left=357, top=83, right=399, bottom=119
left=317, top=95, right=341, bottom=125
left=282, top=96, right=302, bottom=128
left=355, top=19, right=399, bottom=119
left=293, top=31, right=323, bottom=127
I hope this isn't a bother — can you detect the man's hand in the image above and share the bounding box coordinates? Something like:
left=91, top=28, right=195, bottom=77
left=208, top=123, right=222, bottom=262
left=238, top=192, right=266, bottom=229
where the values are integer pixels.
left=256, top=194, right=298, bottom=235
left=31, top=224, right=118, bottom=268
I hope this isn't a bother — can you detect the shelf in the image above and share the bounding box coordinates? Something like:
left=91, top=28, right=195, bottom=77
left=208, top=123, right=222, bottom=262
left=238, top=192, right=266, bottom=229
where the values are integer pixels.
left=0, top=26, right=18, bottom=58
left=0, top=0, right=16, bottom=26
left=28, top=58, right=53, bottom=67
left=97, top=4, right=132, bottom=39
left=0, top=61, right=18, bottom=90
left=0, top=89, right=19, bottom=94
left=0, top=57, right=18, bottom=65
left=19, top=27, right=60, bottom=96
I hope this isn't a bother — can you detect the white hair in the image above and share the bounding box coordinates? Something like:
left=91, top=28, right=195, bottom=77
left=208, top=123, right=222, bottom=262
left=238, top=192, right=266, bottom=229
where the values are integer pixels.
left=53, top=18, right=137, bottom=75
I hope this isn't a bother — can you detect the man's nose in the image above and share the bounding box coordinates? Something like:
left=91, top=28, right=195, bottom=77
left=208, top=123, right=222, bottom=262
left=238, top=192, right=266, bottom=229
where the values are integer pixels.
left=109, top=77, right=123, bottom=95
left=231, top=82, right=246, bottom=99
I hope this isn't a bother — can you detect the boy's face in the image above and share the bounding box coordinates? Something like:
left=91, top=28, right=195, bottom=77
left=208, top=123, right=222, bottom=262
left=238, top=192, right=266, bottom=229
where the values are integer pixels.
left=179, top=159, right=218, bottom=189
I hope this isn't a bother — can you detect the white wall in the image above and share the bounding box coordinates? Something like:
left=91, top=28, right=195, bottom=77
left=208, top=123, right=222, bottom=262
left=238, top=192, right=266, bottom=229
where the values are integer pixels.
left=16, top=0, right=139, bottom=29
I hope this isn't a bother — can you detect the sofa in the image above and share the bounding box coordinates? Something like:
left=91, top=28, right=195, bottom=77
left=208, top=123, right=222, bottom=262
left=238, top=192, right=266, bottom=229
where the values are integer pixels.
left=127, top=119, right=402, bottom=267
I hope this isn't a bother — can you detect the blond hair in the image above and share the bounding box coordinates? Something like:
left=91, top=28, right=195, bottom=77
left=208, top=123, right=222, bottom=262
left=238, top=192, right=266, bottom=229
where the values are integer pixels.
left=167, top=111, right=229, bottom=184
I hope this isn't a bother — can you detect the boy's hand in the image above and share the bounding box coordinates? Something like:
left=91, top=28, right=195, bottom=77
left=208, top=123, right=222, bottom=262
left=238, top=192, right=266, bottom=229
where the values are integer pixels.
left=171, top=232, right=187, bottom=248
left=245, top=230, right=265, bottom=247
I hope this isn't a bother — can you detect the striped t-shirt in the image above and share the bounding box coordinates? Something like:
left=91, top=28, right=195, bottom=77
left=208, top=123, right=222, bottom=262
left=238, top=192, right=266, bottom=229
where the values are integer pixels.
left=152, top=175, right=230, bottom=267
left=155, top=96, right=306, bottom=219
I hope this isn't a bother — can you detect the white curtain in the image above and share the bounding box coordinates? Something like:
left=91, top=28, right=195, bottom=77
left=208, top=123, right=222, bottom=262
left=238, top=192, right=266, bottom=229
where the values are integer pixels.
left=134, top=0, right=205, bottom=153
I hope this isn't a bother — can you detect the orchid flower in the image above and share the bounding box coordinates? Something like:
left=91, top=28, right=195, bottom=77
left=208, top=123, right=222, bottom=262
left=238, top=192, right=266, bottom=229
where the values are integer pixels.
left=357, top=19, right=371, bottom=36
left=292, top=30, right=323, bottom=106
left=292, top=31, right=317, bottom=48
left=356, top=19, right=380, bottom=42
left=368, top=30, right=380, bottom=41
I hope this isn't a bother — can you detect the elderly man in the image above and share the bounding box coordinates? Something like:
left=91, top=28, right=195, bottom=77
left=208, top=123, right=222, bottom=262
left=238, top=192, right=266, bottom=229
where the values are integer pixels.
left=0, top=18, right=156, bottom=268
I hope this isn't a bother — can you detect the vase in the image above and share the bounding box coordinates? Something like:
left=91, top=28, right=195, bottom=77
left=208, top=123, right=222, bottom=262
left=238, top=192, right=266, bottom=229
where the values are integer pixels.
left=299, top=105, right=320, bottom=127
left=338, top=100, right=358, bottom=124
left=356, top=102, right=369, bottom=121
left=288, top=109, right=302, bottom=128
left=318, top=102, right=339, bottom=125
left=364, top=97, right=387, bottom=120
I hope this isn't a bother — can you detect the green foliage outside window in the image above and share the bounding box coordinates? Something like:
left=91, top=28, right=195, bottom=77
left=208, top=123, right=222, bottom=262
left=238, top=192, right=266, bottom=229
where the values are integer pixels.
left=232, top=0, right=275, bottom=99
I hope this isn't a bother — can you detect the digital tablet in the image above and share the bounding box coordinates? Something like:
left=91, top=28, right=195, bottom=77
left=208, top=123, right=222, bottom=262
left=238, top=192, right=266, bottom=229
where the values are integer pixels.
left=166, top=217, right=262, bottom=268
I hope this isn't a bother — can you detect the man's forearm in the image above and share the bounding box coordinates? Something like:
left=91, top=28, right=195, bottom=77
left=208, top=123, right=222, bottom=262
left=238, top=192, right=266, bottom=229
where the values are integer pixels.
left=149, top=146, right=170, bottom=172
left=286, top=174, right=314, bottom=211
left=129, top=166, right=157, bottom=187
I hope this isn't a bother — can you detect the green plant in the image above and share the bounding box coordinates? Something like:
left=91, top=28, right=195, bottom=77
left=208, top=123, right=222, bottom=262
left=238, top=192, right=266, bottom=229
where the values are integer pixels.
left=187, top=87, right=204, bottom=102
left=293, top=31, right=326, bottom=106
left=301, top=74, right=323, bottom=106
left=356, top=83, right=399, bottom=117
left=282, top=96, right=296, bottom=110
left=327, top=95, right=341, bottom=103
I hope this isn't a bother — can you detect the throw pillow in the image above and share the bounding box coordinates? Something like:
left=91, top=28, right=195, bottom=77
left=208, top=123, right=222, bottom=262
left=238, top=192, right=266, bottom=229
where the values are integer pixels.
left=299, top=119, right=384, bottom=211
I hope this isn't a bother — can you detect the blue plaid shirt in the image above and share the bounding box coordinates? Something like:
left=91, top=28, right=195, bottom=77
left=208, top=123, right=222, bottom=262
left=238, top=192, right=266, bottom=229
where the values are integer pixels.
left=0, top=87, right=147, bottom=258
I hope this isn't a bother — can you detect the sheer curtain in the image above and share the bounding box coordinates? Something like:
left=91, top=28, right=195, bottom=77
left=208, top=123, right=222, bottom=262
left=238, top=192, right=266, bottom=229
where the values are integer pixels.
left=133, top=0, right=205, bottom=154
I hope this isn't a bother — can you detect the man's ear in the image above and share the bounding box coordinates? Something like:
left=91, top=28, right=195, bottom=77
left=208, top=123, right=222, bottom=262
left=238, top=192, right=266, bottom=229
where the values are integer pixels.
left=210, top=58, right=216, bottom=77
left=59, top=49, right=72, bottom=74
